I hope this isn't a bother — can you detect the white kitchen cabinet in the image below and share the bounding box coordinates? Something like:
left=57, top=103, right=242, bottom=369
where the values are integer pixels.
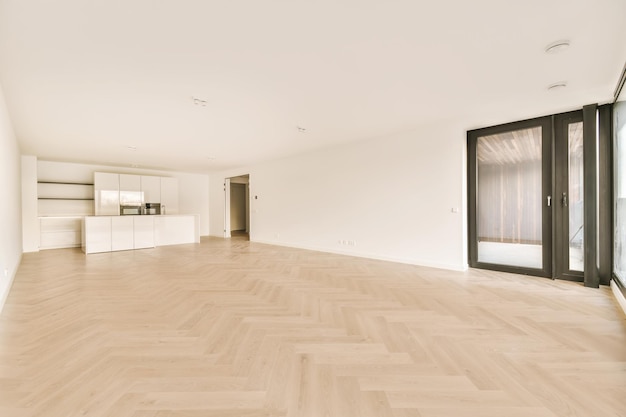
left=83, top=214, right=195, bottom=254
left=141, top=176, right=161, bottom=204
left=155, top=215, right=197, bottom=246
left=119, top=174, right=142, bottom=206
left=40, top=217, right=82, bottom=249
left=82, top=216, right=112, bottom=253
left=94, top=173, right=120, bottom=215
left=111, top=216, right=134, bottom=251
left=160, top=177, right=179, bottom=214
left=133, top=216, right=155, bottom=249
left=119, top=174, right=141, bottom=191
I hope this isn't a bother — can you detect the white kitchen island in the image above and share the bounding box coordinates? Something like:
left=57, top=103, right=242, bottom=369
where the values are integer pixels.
left=82, top=215, right=199, bottom=254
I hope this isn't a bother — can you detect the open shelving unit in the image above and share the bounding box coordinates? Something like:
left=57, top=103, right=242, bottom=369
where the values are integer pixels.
left=37, top=181, right=95, bottom=249
left=37, top=181, right=94, bottom=198
left=37, top=181, right=95, bottom=216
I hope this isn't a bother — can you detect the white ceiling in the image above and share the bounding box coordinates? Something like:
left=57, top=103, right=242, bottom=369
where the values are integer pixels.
left=1, top=0, right=625, bottom=173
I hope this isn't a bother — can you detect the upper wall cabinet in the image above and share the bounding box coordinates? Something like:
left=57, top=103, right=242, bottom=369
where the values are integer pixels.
left=119, top=174, right=142, bottom=206
left=141, top=176, right=161, bottom=204
left=160, top=177, right=179, bottom=214
left=94, top=172, right=120, bottom=216
left=119, top=174, right=141, bottom=191
left=94, top=172, right=178, bottom=215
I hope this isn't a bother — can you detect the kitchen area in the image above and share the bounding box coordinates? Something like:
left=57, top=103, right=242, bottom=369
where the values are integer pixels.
left=24, top=158, right=205, bottom=255
left=83, top=172, right=199, bottom=254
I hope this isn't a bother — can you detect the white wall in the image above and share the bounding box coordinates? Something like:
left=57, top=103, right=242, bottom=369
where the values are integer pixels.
left=210, top=120, right=468, bottom=271
left=22, top=160, right=210, bottom=251
left=21, top=155, right=39, bottom=252
left=175, top=171, right=210, bottom=235
left=0, top=83, right=22, bottom=312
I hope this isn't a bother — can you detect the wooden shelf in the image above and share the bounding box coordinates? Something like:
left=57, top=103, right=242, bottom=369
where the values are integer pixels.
left=38, top=198, right=94, bottom=200
left=37, top=181, right=95, bottom=217
left=37, top=182, right=94, bottom=201
left=37, top=181, right=94, bottom=186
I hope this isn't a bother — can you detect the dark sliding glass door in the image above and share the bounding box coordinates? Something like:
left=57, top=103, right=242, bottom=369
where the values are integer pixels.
left=468, top=117, right=553, bottom=277
left=469, top=105, right=614, bottom=284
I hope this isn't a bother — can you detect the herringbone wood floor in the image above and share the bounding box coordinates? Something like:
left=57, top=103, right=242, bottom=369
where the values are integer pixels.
left=1, top=236, right=625, bottom=417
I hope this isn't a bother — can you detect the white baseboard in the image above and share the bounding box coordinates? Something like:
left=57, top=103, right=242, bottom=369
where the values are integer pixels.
left=610, top=279, right=626, bottom=316
left=251, top=238, right=467, bottom=272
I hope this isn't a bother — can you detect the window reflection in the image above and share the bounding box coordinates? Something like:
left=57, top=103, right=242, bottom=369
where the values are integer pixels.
left=615, top=91, right=626, bottom=284
left=476, top=127, right=543, bottom=269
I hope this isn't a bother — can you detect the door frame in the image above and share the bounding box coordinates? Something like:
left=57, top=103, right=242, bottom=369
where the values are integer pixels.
left=224, top=178, right=231, bottom=238
left=224, top=174, right=251, bottom=239
left=467, top=116, right=553, bottom=278
left=553, top=110, right=585, bottom=281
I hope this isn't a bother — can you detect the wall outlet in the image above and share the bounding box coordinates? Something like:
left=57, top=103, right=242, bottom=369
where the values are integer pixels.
left=3, top=268, right=8, bottom=278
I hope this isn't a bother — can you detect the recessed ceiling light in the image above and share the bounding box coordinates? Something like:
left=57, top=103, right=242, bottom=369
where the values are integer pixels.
left=545, top=40, right=570, bottom=54
left=192, top=97, right=207, bottom=106
left=127, top=146, right=137, bottom=151
left=547, top=81, right=568, bottom=91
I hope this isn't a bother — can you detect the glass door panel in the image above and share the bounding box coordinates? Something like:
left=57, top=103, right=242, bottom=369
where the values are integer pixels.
left=475, top=127, right=544, bottom=269
left=468, top=117, right=552, bottom=277
left=554, top=111, right=584, bottom=281
left=568, top=122, right=584, bottom=271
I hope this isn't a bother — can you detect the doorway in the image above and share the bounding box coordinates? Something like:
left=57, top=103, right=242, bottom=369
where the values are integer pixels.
left=224, top=175, right=250, bottom=240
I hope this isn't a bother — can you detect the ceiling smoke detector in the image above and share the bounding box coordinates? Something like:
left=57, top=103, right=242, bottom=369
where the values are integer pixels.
left=545, top=40, right=570, bottom=54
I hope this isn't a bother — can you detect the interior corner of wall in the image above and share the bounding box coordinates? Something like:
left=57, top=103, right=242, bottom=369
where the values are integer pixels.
left=0, top=253, right=22, bottom=315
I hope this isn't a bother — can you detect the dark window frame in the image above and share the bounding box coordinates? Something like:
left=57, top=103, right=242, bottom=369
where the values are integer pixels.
left=553, top=110, right=585, bottom=282
left=467, top=116, right=553, bottom=278
left=612, top=62, right=626, bottom=293
left=467, top=106, right=613, bottom=285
